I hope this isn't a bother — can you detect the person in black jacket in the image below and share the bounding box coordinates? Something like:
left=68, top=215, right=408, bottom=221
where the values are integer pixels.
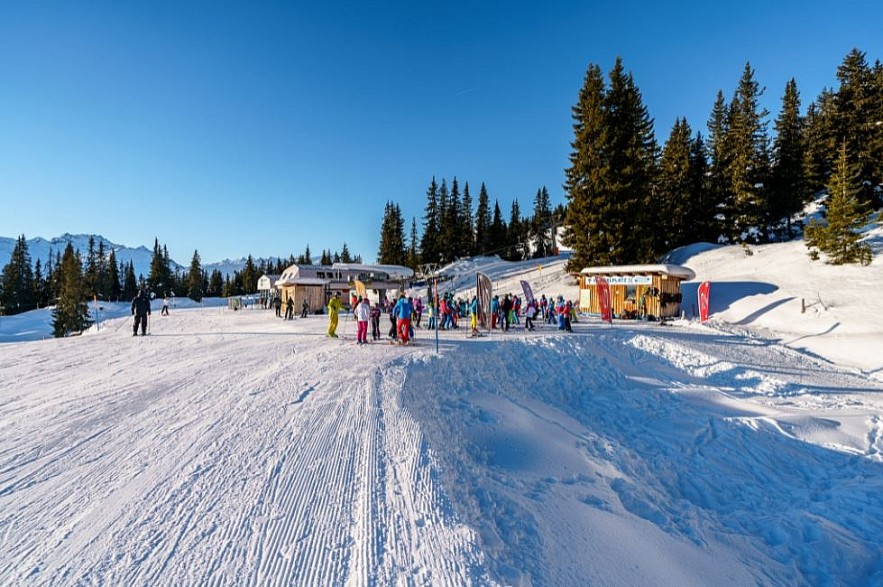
left=131, top=290, right=151, bottom=336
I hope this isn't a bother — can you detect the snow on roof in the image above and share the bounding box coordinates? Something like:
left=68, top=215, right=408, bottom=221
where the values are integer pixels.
left=579, top=264, right=696, bottom=280
left=332, top=263, right=414, bottom=279
left=275, top=277, right=326, bottom=287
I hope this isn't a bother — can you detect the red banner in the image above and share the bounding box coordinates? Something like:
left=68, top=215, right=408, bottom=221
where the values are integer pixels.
left=597, top=276, right=612, bottom=324
left=698, top=281, right=711, bottom=322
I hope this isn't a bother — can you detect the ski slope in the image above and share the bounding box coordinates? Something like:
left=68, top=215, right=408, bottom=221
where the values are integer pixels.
left=1, top=243, right=882, bottom=585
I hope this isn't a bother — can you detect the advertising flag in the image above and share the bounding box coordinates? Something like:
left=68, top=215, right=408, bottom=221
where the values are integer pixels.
left=698, top=281, right=711, bottom=322
left=597, top=276, right=612, bottom=324
left=353, top=279, right=367, bottom=299
left=519, top=280, right=535, bottom=303
left=477, top=272, right=493, bottom=331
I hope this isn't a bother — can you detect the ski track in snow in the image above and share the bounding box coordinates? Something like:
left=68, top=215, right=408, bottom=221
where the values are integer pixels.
left=0, top=310, right=494, bottom=586
left=1, top=306, right=882, bottom=585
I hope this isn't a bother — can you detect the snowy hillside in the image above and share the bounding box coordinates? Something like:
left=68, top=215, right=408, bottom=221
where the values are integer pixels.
left=1, top=241, right=882, bottom=585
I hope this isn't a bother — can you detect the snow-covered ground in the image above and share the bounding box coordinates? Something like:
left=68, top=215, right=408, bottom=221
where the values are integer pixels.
left=1, top=237, right=882, bottom=586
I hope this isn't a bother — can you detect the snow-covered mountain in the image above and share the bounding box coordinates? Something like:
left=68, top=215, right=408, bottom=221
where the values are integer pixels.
left=0, top=233, right=261, bottom=278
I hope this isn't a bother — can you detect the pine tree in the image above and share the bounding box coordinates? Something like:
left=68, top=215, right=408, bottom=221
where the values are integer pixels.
left=84, top=235, right=99, bottom=297
left=443, top=178, right=462, bottom=258
left=460, top=181, right=475, bottom=256
left=377, top=201, right=406, bottom=265
left=51, top=243, right=92, bottom=337
left=106, top=249, right=121, bottom=301
left=33, top=259, right=47, bottom=308
left=122, top=261, right=138, bottom=300
left=656, top=118, right=693, bottom=251
left=805, top=143, right=872, bottom=264
left=241, top=255, right=258, bottom=293
left=604, top=57, right=659, bottom=262
left=208, top=269, right=224, bottom=297
left=803, top=90, right=837, bottom=194
left=320, top=250, right=332, bottom=266
left=563, top=58, right=658, bottom=267
left=420, top=177, right=442, bottom=264
left=563, top=63, right=609, bottom=270
left=340, top=243, right=353, bottom=264
left=488, top=200, right=508, bottom=256
left=1, top=235, right=37, bottom=314
left=407, top=217, right=420, bottom=269
left=474, top=183, right=492, bottom=255
left=726, top=62, right=771, bottom=242
left=436, top=179, right=451, bottom=263
left=768, top=78, right=808, bottom=239
left=187, top=250, right=204, bottom=302
left=687, top=132, right=717, bottom=243
left=834, top=49, right=880, bottom=206
left=148, top=238, right=173, bottom=296
left=530, top=186, right=554, bottom=258
left=706, top=90, right=732, bottom=242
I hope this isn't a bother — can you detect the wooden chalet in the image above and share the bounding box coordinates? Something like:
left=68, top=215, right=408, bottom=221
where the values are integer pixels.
left=274, top=263, right=414, bottom=311
left=578, top=264, right=696, bottom=320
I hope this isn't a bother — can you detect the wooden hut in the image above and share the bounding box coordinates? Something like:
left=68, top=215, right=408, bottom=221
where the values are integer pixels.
left=578, top=264, right=696, bottom=320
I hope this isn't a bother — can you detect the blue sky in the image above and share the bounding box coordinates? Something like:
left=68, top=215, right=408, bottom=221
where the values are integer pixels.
left=2, top=1, right=881, bottom=265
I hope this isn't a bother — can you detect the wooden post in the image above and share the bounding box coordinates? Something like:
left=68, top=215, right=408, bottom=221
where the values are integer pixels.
left=801, top=298, right=805, bottom=314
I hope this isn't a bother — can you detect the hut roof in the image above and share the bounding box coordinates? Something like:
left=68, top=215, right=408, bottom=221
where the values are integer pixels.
left=579, top=264, right=696, bottom=281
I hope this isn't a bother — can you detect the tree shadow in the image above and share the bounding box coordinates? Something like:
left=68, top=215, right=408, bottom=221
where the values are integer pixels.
left=681, top=281, right=779, bottom=315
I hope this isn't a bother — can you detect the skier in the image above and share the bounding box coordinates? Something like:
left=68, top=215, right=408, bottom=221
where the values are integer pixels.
left=392, top=293, right=413, bottom=344
left=161, top=296, right=170, bottom=316
left=273, top=296, right=282, bottom=317
left=370, top=300, right=382, bottom=341
left=285, top=297, right=294, bottom=320
left=131, top=289, right=151, bottom=336
left=327, top=292, right=343, bottom=337
left=301, top=299, right=310, bottom=318
left=354, top=298, right=371, bottom=345
left=525, top=300, right=537, bottom=331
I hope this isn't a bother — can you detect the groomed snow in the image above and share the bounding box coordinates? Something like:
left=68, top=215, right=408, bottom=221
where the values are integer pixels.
left=1, top=240, right=882, bottom=586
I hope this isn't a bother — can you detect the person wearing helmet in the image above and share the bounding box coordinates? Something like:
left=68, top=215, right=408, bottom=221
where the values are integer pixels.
left=327, top=292, right=343, bottom=337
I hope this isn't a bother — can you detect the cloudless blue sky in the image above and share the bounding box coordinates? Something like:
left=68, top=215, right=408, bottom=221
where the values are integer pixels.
left=2, top=0, right=881, bottom=265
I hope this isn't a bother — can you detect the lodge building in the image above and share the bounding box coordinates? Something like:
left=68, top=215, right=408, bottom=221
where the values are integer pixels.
left=578, top=264, right=696, bottom=320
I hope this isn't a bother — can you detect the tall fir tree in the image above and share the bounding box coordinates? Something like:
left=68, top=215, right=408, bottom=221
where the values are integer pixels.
left=407, top=217, right=420, bottom=269
left=656, top=118, right=694, bottom=251
left=803, top=89, right=837, bottom=194
left=834, top=49, right=882, bottom=207
left=474, top=183, right=492, bottom=255
left=377, top=201, right=406, bottom=265
left=505, top=199, right=524, bottom=260
left=1, top=235, right=37, bottom=314
left=106, top=248, right=121, bottom=301
left=148, top=238, right=173, bottom=296
left=563, top=63, right=608, bottom=270
left=340, top=243, right=353, bottom=264
left=768, top=78, right=808, bottom=239
left=420, top=177, right=442, bottom=264
left=706, top=90, right=732, bottom=242
left=725, top=62, right=771, bottom=242
left=459, top=181, right=475, bottom=257
left=187, top=250, right=204, bottom=302
left=564, top=59, right=658, bottom=267
left=603, top=57, right=659, bottom=262
left=530, top=186, right=554, bottom=258
left=488, top=200, right=508, bottom=256
left=805, top=142, right=872, bottom=264
left=51, top=243, right=92, bottom=337
left=686, top=132, right=717, bottom=243
left=443, top=177, right=462, bottom=259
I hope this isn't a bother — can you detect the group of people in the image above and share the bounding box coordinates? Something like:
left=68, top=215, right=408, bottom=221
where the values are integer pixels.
left=340, top=292, right=416, bottom=345
left=273, top=296, right=310, bottom=320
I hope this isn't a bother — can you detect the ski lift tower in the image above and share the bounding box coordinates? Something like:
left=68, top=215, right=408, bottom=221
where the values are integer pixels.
left=418, top=263, right=441, bottom=354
